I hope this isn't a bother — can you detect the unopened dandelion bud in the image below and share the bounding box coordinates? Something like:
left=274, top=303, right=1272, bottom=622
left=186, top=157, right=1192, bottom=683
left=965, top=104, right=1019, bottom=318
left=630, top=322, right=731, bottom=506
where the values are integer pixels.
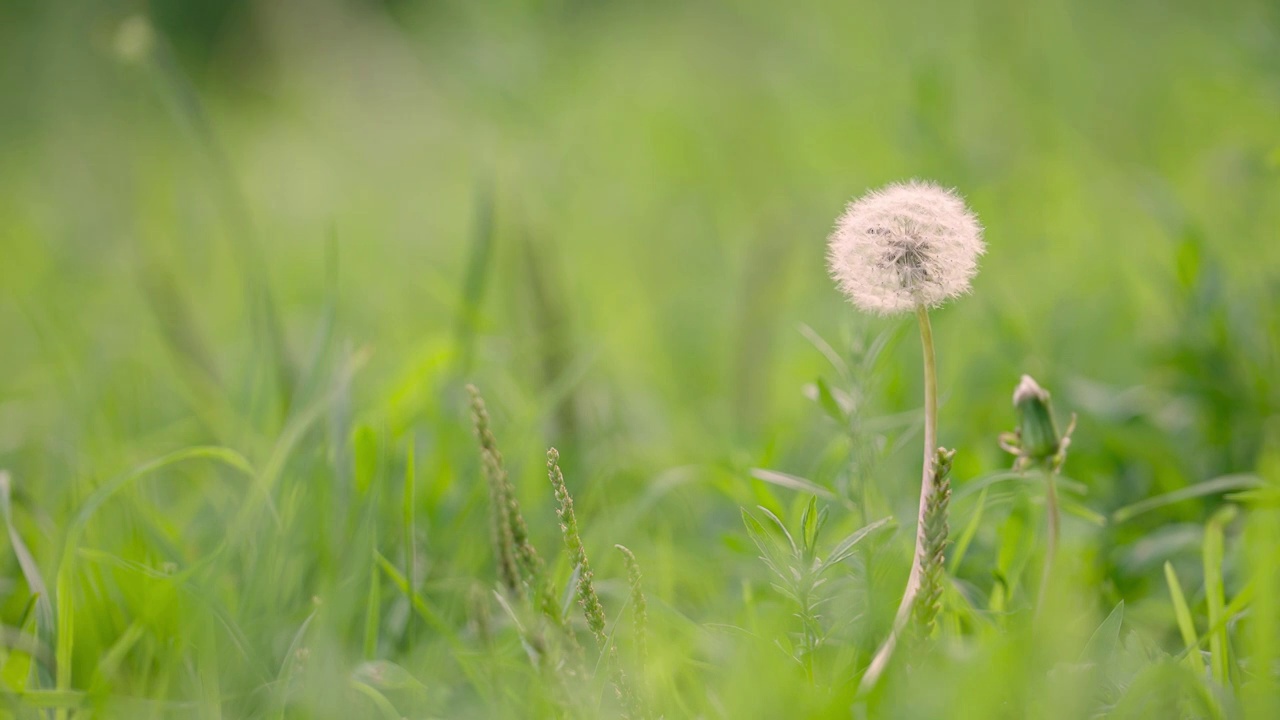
left=1013, top=374, right=1061, bottom=462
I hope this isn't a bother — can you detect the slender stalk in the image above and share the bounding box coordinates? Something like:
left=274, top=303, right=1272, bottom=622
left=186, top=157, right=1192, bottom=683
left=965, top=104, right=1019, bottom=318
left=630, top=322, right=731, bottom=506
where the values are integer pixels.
left=859, top=305, right=938, bottom=694
left=1036, top=469, right=1060, bottom=618
left=1012, top=376, right=1071, bottom=618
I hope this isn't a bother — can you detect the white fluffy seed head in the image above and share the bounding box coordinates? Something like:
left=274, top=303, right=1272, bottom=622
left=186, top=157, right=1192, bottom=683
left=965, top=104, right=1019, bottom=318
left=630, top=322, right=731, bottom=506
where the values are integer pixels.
left=827, top=180, right=985, bottom=315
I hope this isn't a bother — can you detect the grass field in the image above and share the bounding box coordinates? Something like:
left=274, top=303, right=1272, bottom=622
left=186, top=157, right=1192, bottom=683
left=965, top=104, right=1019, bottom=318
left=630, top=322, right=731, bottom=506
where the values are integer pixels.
left=1, top=0, right=1279, bottom=717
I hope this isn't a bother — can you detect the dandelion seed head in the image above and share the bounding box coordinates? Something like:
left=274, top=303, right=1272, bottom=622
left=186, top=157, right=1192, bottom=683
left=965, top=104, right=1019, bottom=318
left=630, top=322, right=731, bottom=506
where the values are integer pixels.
left=828, top=180, right=985, bottom=315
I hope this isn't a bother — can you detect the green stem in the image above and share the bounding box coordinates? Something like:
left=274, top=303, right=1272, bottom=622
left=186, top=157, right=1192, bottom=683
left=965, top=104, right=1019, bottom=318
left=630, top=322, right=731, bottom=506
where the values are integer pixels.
left=859, top=305, right=938, bottom=694
left=1036, top=469, right=1060, bottom=618
left=918, top=305, right=939, bottom=524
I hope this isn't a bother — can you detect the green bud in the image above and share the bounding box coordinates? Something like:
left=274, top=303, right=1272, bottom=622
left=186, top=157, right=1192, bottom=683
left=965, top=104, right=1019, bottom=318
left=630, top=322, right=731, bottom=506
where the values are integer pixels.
left=1013, top=374, right=1060, bottom=462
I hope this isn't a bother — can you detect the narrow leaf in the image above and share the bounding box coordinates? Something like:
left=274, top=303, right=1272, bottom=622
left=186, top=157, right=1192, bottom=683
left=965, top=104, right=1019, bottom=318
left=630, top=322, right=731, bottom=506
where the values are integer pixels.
left=1113, top=475, right=1261, bottom=523
left=821, top=516, right=893, bottom=571
left=756, top=506, right=798, bottom=556
left=1204, top=505, right=1237, bottom=686
left=749, top=469, right=837, bottom=501
left=1081, top=600, right=1124, bottom=665
left=1164, top=562, right=1206, bottom=677
left=813, top=377, right=847, bottom=423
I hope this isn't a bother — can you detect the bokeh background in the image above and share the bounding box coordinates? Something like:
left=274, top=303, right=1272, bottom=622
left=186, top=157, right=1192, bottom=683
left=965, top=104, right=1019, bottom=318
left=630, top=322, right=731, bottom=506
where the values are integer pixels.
left=1, top=0, right=1278, bottom=717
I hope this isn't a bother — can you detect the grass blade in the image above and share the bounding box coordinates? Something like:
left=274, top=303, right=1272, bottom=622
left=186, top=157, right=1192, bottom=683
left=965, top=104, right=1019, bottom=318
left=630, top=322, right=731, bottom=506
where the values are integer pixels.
left=363, top=560, right=381, bottom=660
left=54, top=551, right=74, bottom=720
left=755, top=506, right=798, bottom=556
left=1113, top=475, right=1261, bottom=523
left=821, top=516, right=893, bottom=571
left=1203, top=505, right=1237, bottom=687
left=197, top=621, right=223, bottom=720
left=374, top=552, right=451, bottom=637
left=949, top=485, right=988, bottom=573
left=1081, top=600, right=1124, bottom=665
left=349, top=680, right=400, bottom=720
left=455, top=180, right=496, bottom=374
left=1164, top=562, right=1206, bottom=677
left=403, top=440, right=416, bottom=647
left=0, top=472, right=54, bottom=690
left=749, top=469, right=838, bottom=502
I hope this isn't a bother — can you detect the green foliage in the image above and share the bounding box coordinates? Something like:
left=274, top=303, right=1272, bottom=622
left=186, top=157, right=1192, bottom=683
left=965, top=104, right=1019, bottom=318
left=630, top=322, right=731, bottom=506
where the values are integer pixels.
left=1, top=0, right=1278, bottom=717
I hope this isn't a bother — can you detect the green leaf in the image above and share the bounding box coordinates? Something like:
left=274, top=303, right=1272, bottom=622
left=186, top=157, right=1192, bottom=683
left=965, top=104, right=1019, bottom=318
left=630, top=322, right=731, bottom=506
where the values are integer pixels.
left=561, top=563, right=583, bottom=619
left=402, top=440, right=417, bottom=646
left=1204, top=505, right=1237, bottom=687
left=801, top=496, right=820, bottom=555
left=363, top=561, right=380, bottom=660
left=821, top=516, right=893, bottom=571
left=0, top=472, right=53, bottom=690
left=741, top=508, right=774, bottom=558
left=1175, top=235, right=1202, bottom=290
left=953, top=471, right=1088, bottom=501
left=741, top=508, right=789, bottom=582
left=993, top=504, right=1031, bottom=609
left=68, top=447, right=257, bottom=535
left=373, top=552, right=451, bottom=637
left=7, top=690, right=86, bottom=709
left=1081, top=600, right=1124, bottom=666
left=349, top=680, right=402, bottom=720
left=813, top=377, right=847, bottom=424
left=352, top=660, right=425, bottom=691
left=1059, top=497, right=1107, bottom=526
left=949, top=486, right=988, bottom=573
left=748, top=469, right=837, bottom=502
left=90, top=621, right=145, bottom=692
left=1164, top=562, right=1206, bottom=677
left=0, top=599, right=39, bottom=691
left=1112, top=475, right=1261, bottom=523
left=756, top=506, right=798, bottom=556
left=353, top=424, right=380, bottom=496
left=44, top=446, right=261, bottom=710
left=1224, top=487, right=1280, bottom=507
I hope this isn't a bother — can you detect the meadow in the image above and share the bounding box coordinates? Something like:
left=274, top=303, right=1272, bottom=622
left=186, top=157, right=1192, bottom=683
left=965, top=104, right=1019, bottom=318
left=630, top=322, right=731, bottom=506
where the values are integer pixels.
left=1, top=0, right=1279, bottom=717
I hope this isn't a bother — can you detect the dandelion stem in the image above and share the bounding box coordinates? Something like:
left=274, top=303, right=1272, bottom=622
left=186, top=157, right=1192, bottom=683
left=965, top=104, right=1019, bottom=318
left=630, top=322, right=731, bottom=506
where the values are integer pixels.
left=917, top=305, right=939, bottom=551
left=859, top=304, right=938, bottom=695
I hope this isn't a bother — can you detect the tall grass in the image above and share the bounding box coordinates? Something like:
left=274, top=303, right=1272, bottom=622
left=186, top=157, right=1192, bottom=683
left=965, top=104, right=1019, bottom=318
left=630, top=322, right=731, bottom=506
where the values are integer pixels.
left=1, top=0, right=1278, bottom=717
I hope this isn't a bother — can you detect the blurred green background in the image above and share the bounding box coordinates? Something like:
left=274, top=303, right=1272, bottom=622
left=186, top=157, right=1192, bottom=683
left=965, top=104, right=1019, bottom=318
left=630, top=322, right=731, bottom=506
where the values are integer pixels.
left=1, top=0, right=1278, bottom=717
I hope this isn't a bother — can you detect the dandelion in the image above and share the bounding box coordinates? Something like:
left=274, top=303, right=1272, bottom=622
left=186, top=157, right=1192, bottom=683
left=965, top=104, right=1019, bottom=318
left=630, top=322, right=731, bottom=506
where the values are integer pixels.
left=836, top=181, right=985, bottom=694
left=828, top=180, right=984, bottom=315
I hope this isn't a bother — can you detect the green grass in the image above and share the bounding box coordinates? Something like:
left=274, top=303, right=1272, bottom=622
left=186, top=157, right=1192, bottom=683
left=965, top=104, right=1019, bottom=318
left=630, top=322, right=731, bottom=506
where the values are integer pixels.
left=1, top=0, right=1278, bottom=717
